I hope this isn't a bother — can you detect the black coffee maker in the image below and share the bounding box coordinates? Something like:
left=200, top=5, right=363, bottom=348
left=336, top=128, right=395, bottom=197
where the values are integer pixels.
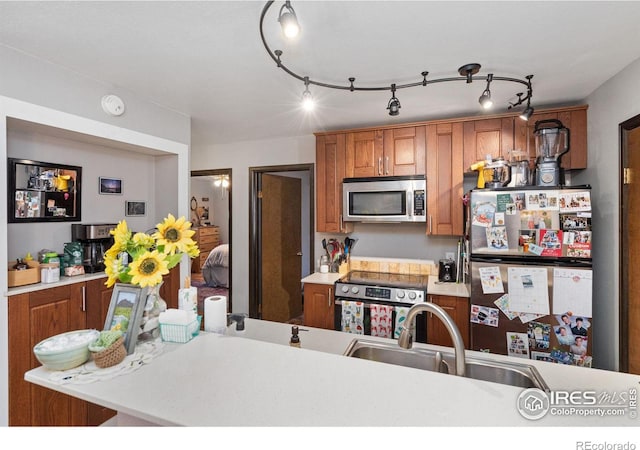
left=71, top=224, right=117, bottom=273
left=438, top=259, right=456, bottom=283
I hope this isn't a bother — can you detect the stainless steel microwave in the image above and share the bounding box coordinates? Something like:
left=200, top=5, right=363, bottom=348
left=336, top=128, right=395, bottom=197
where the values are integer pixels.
left=342, top=175, right=426, bottom=223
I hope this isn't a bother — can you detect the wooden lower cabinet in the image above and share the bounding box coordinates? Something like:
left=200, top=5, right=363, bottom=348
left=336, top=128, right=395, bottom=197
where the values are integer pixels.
left=303, top=283, right=335, bottom=330
left=426, top=295, right=470, bottom=348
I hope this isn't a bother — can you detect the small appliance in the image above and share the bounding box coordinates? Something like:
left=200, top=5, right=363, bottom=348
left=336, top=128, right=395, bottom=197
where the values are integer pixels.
left=438, top=259, right=456, bottom=282
left=482, top=158, right=511, bottom=188
left=343, top=175, right=426, bottom=223
left=534, top=119, right=570, bottom=186
left=71, top=224, right=117, bottom=273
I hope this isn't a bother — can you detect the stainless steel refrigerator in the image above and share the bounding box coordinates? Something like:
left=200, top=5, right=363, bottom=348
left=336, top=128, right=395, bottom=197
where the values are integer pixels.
left=466, top=185, right=594, bottom=367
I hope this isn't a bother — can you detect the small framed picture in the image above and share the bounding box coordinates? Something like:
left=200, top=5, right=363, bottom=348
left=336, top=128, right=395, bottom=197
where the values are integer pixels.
left=99, top=177, right=122, bottom=195
left=125, top=200, right=146, bottom=217
left=103, top=284, right=148, bottom=354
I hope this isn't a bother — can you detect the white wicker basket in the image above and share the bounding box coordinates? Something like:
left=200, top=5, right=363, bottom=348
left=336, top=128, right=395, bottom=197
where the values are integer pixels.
left=159, top=315, right=202, bottom=343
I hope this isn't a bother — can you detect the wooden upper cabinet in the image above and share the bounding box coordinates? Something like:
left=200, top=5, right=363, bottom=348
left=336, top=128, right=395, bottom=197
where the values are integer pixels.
left=514, top=105, right=588, bottom=170
left=382, top=126, right=426, bottom=176
left=345, top=130, right=383, bottom=178
left=426, top=122, right=464, bottom=236
left=345, top=127, right=425, bottom=177
left=316, top=133, right=353, bottom=233
left=463, top=118, right=514, bottom=170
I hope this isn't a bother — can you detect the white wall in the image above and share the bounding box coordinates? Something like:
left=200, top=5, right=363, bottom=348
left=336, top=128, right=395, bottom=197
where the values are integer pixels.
left=578, top=56, right=640, bottom=371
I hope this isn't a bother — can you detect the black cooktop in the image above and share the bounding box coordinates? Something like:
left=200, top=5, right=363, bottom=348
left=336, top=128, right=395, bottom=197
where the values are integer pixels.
left=338, top=270, right=429, bottom=290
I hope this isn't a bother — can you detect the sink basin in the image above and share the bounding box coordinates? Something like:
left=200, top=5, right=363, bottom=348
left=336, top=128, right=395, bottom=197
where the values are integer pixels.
left=343, top=339, right=549, bottom=391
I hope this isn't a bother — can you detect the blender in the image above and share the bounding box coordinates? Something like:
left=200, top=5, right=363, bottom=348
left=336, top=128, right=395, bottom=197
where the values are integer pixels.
left=534, top=119, right=570, bottom=186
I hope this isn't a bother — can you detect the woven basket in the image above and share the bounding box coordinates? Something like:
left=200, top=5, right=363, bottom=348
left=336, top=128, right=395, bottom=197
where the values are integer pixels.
left=92, top=336, right=126, bottom=369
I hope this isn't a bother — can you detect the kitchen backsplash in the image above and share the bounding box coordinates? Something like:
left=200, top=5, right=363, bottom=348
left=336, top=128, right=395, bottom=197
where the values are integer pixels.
left=348, top=256, right=436, bottom=276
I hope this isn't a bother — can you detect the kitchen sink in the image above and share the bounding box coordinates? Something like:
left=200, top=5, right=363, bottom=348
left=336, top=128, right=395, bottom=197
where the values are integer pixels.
left=343, top=339, right=549, bottom=391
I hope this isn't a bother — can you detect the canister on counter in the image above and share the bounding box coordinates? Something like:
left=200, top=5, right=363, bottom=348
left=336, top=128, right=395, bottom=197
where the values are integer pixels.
left=41, top=262, right=60, bottom=283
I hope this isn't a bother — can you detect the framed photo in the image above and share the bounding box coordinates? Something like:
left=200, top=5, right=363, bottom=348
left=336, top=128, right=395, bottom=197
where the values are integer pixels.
left=125, top=200, right=146, bottom=217
left=103, top=283, right=148, bottom=354
left=99, top=177, right=122, bottom=195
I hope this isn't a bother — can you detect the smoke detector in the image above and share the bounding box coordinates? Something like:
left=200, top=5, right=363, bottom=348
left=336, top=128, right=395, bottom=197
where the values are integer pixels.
left=101, top=94, right=125, bottom=116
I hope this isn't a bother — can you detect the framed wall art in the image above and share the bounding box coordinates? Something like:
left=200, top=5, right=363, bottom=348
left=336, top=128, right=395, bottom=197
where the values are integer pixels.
left=103, top=283, right=148, bottom=354
left=99, top=177, right=122, bottom=195
left=125, top=200, right=146, bottom=217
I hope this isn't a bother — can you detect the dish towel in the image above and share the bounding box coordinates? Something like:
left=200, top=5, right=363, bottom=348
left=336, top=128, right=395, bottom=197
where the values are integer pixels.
left=341, top=300, right=364, bottom=334
left=370, top=304, right=393, bottom=338
left=394, top=306, right=410, bottom=339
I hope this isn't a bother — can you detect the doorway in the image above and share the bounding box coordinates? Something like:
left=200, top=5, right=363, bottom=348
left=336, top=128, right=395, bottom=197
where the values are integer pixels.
left=620, top=114, right=640, bottom=374
left=249, top=164, right=315, bottom=321
left=190, top=168, right=232, bottom=313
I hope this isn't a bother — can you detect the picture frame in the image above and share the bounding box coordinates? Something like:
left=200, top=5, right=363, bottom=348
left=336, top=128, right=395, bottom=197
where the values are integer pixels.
left=125, top=200, right=146, bottom=217
left=103, top=283, right=148, bottom=354
left=99, top=177, right=122, bottom=195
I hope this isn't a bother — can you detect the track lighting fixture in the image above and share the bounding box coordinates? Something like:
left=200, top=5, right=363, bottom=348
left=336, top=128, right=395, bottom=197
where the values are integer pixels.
left=302, top=76, right=314, bottom=111
left=261, top=1, right=535, bottom=118
left=278, top=0, right=300, bottom=38
left=387, top=84, right=401, bottom=116
left=478, top=74, right=493, bottom=109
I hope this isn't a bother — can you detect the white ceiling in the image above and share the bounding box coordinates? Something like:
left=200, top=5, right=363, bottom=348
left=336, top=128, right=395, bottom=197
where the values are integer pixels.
left=2, top=1, right=640, bottom=147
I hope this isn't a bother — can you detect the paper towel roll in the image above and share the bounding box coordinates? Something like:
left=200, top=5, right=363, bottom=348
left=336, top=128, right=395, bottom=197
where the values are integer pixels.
left=204, top=295, right=227, bottom=334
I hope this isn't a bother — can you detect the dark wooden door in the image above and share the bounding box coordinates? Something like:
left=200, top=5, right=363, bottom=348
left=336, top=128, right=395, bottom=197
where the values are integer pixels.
left=303, top=283, right=334, bottom=329
left=261, top=174, right=302, bottom=323
left=426, top=295, right=470, bottom=348
left=621, top=116, right=640, bottom=374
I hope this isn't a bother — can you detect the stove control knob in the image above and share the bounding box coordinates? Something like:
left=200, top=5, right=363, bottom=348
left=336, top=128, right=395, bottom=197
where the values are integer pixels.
left=341, top=285, right=349, bottom=294
left=351, top=286, right=359, bottom=294
left=396, top=290, right=405, bottom=299
left=408, top=291, right=417, bottom=300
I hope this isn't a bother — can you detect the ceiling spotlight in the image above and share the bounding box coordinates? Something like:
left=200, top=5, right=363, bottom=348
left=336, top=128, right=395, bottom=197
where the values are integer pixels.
left=478, top=74, right=493, bottom=109
left=278, top=1, right=300, bottom=38
left=519, top=105, right=535, bottom=121
left=387, top=84, right=401, bottom=116
left=302, top=77, right=315, bottom=111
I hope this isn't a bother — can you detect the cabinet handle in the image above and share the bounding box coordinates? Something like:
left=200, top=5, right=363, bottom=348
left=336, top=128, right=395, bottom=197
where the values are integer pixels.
left=378, top=157, right=382, bottom=175
left=385, top=156, right=389, bottom=175
left=328, top=288, right=332, bottom=307
left=339, top=214, right=343, bottom=232
left=82, top=285, right=86, bottom=312
left=429, top=215, right=433, bottom=234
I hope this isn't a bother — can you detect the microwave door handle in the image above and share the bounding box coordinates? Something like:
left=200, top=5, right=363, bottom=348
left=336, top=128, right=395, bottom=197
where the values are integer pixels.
left=407, top=192, right=413, bottom=219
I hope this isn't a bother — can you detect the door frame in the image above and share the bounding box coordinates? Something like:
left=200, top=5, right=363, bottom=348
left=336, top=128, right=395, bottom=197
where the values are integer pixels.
left=619, top=113, right=640, bottom=372
left=249, top=163, right=315, bottom=319
left=190, top=168, right=233, bottom=311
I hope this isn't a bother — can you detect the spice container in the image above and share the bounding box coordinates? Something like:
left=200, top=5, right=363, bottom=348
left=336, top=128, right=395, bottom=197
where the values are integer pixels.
left=41, top=262, right=60, bottom=283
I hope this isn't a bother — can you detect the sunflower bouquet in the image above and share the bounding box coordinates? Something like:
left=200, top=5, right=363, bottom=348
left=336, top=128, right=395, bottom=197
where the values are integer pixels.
left=104, top=214, right=200, bottom=288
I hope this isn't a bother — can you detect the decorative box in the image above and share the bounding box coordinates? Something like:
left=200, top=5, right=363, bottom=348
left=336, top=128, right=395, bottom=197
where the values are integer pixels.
left=8, top=260, right=40, bottom=287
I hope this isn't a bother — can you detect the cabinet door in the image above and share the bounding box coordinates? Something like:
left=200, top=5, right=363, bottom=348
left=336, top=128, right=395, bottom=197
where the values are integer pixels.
left=9, top=284, right=87, bottom=426
left=426, top=295, right=470, bottom=348
left=426, top=122, right=464, bottom=236
left=382, top=126, right=426, bottom=176
left=303, top=283, right=335, bottom=330
left=463, top=118, right=514, bottom=170
left=345, top=130, right=384, bottom=178
left=514, top=107, right=587, bottom=170
left=316, top=134, right=352, bottom=233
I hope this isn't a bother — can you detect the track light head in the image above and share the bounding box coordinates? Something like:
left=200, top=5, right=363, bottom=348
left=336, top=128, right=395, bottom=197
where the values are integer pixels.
left=479, top=89, right=493, bottom=109
left=387, top=84, right=401, bottom=116
left=519, top=105, right=534, bottom=121
left=302, top=76, right=315, bottom=111
left=278, top=1, right=300, bottom=38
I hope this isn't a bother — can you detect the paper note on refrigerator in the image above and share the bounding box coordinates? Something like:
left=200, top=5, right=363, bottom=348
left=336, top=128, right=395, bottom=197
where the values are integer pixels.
left=479, top=266, right=505, bottom=294
left=506, top=267, right=550, bottom=315
left=552, top=268, right=593, bottom=317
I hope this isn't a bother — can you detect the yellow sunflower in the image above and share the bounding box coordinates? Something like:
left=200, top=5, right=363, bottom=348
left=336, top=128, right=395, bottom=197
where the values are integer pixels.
left=154, top=213, right=196, bottom=254
left=104, top=252, right=124, bottom=288
left=128, top=250, right=169, bottom=288
left=132, top=232, right=155, bottom=249
left=110, top=220, right=131, bottom=246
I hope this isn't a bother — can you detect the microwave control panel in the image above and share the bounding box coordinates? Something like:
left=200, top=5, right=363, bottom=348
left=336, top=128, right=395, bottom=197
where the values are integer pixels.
left=413, top=189, right=425, bottom=216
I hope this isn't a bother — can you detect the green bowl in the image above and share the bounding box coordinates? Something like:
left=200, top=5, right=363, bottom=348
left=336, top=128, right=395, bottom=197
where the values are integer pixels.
left=33, top=329, right=100, bottom=371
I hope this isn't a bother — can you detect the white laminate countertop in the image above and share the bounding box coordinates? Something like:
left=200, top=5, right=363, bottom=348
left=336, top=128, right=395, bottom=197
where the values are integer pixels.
left=5, top=272, right=107, bottom=296
left=25, top=318, right=640, bottom=427
left=300, top=272, right=343, bottom=285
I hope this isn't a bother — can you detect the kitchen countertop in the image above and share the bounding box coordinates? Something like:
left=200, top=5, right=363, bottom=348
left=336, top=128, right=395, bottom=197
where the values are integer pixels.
left=300, top=272, right=343, bottom=285
left=25, top=318, right=640, bottom=427
left=6, top=272, right=107, bottom=296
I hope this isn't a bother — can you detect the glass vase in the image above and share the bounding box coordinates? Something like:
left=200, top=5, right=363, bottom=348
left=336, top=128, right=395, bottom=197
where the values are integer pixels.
left=138, top=281, right=167, bottom=342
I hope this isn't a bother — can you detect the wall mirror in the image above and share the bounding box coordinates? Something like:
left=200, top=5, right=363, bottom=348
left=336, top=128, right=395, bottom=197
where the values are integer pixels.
left=7, top=158, right=82, bottom=223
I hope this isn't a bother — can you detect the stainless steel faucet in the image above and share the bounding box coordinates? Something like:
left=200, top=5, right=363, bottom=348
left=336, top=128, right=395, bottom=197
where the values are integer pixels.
left=398, top=302, right=466, bottom=377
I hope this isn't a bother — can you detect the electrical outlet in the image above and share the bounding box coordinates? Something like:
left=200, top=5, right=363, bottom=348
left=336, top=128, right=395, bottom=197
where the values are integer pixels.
left=445, top=252, right=455, bottom=261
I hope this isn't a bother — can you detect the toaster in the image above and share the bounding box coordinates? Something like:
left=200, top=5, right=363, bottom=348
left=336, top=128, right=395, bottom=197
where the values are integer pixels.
left=438, top=259, right=456, bottom=283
